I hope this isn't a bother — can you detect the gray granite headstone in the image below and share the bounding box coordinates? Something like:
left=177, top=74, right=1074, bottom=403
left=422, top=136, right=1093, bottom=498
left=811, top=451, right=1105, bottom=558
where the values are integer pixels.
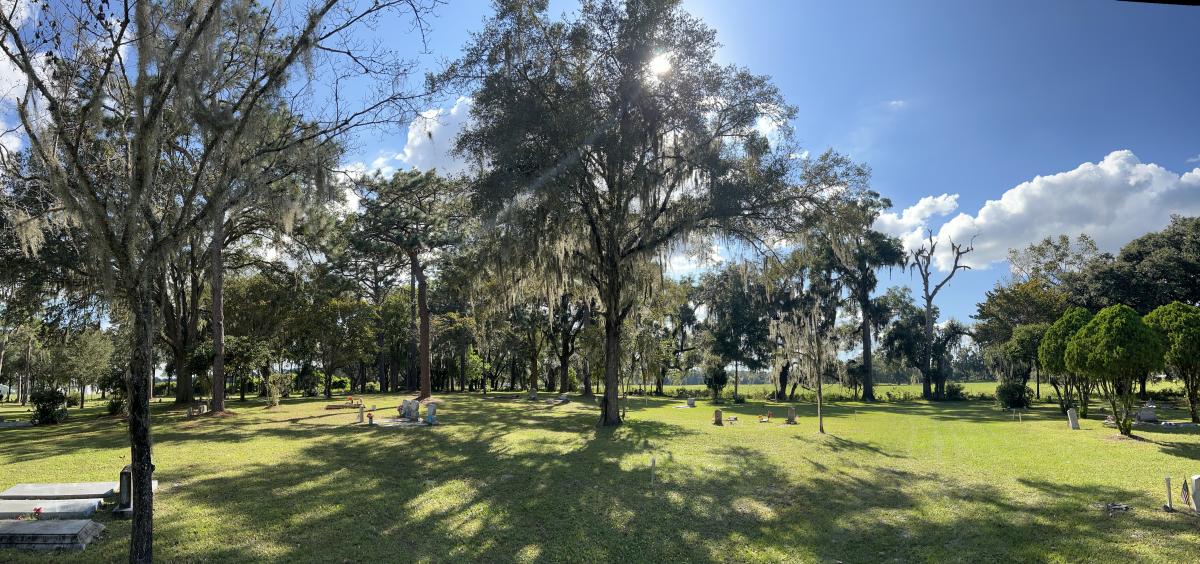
left=1067, top=408, right=1080, bottom=430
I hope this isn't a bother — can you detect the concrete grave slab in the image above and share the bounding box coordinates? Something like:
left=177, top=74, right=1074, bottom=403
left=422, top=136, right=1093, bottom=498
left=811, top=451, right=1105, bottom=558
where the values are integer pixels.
left=0, top=519, right=105, bottom=550
left=0, top=499, right=103, bottom=520
left=0, top=481, right=157, bottom=500
left=0, top=483, right=115, bottom=500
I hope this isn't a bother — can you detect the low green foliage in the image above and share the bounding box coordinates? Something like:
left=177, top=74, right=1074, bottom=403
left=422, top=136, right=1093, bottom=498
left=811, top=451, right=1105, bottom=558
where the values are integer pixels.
left=995, top=382, right=1033, bottom=409
left=30, top=389, right=69, bottom=425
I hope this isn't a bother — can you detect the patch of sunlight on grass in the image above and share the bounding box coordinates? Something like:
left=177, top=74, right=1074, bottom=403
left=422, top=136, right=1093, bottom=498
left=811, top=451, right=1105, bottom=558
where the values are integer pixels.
left=731, top=497, right=777, bottom=521
left=405, top=478, right=479, bottom=522
left=516, top=543, right=542, bottom=562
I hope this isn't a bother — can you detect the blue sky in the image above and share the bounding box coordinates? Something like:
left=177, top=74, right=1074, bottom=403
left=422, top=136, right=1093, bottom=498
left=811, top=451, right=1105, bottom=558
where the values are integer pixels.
left=342, top=0, right=1200, bottom=323
left=9, top=0, right=1185, bottom=324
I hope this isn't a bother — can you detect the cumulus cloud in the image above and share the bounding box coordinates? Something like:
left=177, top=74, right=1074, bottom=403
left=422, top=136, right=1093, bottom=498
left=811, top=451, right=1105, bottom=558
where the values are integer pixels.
left=664, top=242, right=724, bottom=278
left=884, top=150, right=1200, bottom=271
left=873, top=193, right=959, bottom=252
left=396, top=96, right=474, bottom=175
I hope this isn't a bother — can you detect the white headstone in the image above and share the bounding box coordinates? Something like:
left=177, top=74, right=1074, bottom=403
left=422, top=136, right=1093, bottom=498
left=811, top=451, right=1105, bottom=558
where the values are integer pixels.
left=426, top=402, right=437, bottom=425
left=1191, top=475, right=1200, bottom=512
left=1067, top=408, right=1080, bottom=430
left=357, top=405, right=364, bottom=424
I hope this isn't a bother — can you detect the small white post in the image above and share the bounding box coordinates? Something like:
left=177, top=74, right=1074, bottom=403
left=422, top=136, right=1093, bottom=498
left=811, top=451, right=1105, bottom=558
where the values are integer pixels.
left=357, top=405, right=364, bottom=424
left=1165, top=476, right=1174, bottom=511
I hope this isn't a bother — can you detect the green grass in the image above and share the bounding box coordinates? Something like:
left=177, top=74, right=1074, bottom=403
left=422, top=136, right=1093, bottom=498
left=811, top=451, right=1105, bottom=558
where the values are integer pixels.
left=2, top=391, right=1200, bottom=562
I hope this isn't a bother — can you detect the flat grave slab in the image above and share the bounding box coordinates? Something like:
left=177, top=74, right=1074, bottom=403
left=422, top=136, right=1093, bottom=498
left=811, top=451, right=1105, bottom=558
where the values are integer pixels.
left=0, top=499, right=103, bottom=520
left=0, top=481, right=159, bottom=500
left=0, top=519, right=105, bottom=550
left=0, top=483, right=115, bottom=500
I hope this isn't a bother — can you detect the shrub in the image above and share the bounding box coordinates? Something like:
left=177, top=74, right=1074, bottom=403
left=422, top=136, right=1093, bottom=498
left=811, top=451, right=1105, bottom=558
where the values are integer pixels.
left=944, top=382, right=967, bottom=401
left=995, top=383, right=1032, bottom=409
left=703, top=364, right=728, bottom=400
left=331, top=374, right=350, bottom=391
left=266, top=372, right=290, bottom=408
left=365, top=381, right=379, bottom=393
left=30, top=389, right=69, bottom=425
left=66, top=395, right=80, bottom=408
left=106, top=397, right=127, bottom=416
left=295, top=367, right=320, bottom=397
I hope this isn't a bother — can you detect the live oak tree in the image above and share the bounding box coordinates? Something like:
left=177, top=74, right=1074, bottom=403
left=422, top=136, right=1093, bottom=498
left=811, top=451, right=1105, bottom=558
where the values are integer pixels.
left=702, top=262, right=771, bottom=400
left=452, top=0, right=822, bottom=425
left=0, top=1, right=438, bottom=559
left=1065, top=304, right=1164, bottom=436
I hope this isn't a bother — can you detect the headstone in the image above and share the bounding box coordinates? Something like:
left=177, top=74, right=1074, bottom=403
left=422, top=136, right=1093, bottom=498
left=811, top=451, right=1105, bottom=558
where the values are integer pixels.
left=558, top=394, right=568, bottom=402
left=0, top=519, right=106, bottom=551
left=426, top=402, right=437, bottom=425
left=0, top=499, right=103, bottom=520
left=199, top=404, right=208, bottom=415
left=786, top=406, right=797, bottom=425
left=187, top=406, right=194, bottom=418
left=116, top=465, right=132, bottom=515
left=713, top=409, right=723, bottom=426
left=357, top=405, right=364, bottom=424
left=1190, top=475, right=1200, bottom=512
left=1067, top=408, right=1080, bottom=430
left=686, top=398, right=695, bottom=408
left=1138, top=406, right=1157, bottom=423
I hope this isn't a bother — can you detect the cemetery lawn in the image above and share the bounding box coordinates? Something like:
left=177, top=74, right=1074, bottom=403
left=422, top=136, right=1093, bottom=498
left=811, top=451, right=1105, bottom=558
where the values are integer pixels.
left=2, top=393, right=1200, bottom=562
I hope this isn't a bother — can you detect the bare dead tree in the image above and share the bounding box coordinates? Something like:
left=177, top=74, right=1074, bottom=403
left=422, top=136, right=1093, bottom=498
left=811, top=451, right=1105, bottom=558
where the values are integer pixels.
left=908, top=231, right=974, bottom=399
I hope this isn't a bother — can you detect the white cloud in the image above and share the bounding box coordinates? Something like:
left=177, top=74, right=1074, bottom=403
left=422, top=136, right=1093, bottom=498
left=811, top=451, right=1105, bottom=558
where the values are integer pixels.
left=397, top=96, right=474, bottom=175
left=887, top=100, right=906, bottom=110
left=664, top=242, right=724, bottom=278
left=873, top=193, right=959, bottom=253
left=887, top=150, right=1200, bottom=271
left=1187, top=153, right=1200, bottom=164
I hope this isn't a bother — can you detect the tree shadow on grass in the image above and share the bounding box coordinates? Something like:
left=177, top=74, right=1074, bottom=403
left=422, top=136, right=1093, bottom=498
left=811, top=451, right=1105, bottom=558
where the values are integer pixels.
left=5, top=395, right=1200, bottom=563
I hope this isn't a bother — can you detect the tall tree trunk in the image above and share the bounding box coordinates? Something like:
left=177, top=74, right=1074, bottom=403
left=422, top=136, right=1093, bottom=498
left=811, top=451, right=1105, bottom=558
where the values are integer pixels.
left=734, top=361, right=740, bottom=399
left=80, top=378, right=85, bottom=409
left=1138, top=373, right=1148, bottom=401
left=860, top=287, right=876, bottom=402
left=412, top=252, right=432, bottom=399
left=600, top=295, right=622, bottom=426
left=559, top=346, right=572, bottom=394
left=408, top=267, right=418, bottom=392
left=922, top=301, right=934, bottom=400
left=127, top=288, right=156, bottom=564
left=581, top=358, right=593, bottom=397
left=817, top=366, right=824, bottom=434
left=210, top=212, right=226, bottom=412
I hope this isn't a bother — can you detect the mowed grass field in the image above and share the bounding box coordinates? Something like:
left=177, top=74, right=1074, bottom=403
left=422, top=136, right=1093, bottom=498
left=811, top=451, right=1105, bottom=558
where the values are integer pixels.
left=3, top=391, right=1200, bottom=563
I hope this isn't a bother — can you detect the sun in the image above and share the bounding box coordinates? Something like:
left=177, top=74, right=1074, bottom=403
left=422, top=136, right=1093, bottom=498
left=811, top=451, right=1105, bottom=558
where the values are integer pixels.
left=648, top=52, right=672, bottom=77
